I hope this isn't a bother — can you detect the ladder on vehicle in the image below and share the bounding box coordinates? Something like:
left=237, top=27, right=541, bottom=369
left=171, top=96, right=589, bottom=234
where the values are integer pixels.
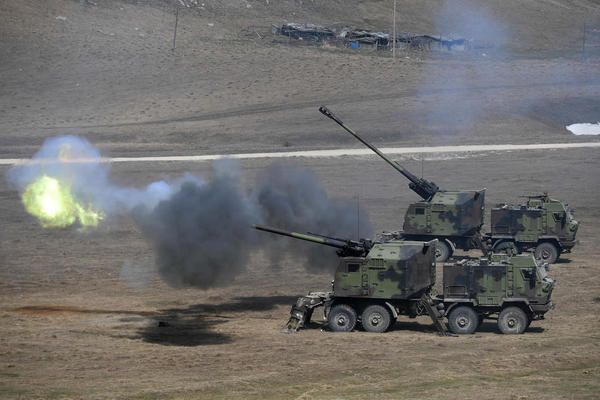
left=420, top=293, right=452, bottom=336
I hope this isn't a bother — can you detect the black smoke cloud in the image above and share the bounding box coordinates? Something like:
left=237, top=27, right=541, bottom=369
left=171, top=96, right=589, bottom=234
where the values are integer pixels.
left=254, top=162, right=372, bottom=272
left=133, top=159, right=372, bottom=287
left=132, top=161, right=260, bottom=288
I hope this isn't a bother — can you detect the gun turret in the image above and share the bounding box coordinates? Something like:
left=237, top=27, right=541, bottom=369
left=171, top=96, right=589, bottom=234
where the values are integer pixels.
left=319, top=106, right=439, bottom=200
left=254, top=225, right=372, bottom=257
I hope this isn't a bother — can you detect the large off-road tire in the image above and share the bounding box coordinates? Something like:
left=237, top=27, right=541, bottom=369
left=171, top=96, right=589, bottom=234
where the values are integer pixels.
left=498, top=306, right=528, bottom=334
left=534, top=242, right=559, bottom=264
left=361, top=305, right=392, bottom=333
left=435, top=240, right=452, bottom=262
left=448, top=306, right=479, bottom=334
left=493, top=240, right=516, bottom=254
left=327, top=304, right=357, bottom=332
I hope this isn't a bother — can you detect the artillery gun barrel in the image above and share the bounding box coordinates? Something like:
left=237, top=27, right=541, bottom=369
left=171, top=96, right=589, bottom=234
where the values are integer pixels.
left=254, top=224, right=370, bottom=257
left=254, top=225, right=348, bottom=250
left=319, top=105, right=439, bottom=200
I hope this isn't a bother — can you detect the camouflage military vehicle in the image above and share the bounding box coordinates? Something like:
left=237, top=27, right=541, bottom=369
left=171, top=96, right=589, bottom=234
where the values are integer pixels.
left=319, top=106, right=486, bottom=262
left=319, top=106, right=578, bottom=263
left=443, top=249, right=555, bottom=334
left=487, top=193, right=579, bottom=264
left=255, top=225, right=555, bottom=335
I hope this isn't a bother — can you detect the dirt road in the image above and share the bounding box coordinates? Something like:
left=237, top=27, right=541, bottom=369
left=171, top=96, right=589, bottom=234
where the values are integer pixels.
left=2, top=141, right=600, bottom=165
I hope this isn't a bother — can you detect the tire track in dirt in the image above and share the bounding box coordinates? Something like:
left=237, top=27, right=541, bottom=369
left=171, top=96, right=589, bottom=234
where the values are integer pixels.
left=40, top=79, right=600, bottom=130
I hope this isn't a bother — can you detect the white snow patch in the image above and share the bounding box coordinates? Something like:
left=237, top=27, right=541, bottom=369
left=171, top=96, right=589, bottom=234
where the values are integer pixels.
left=566, top=123, right=600, bottom=135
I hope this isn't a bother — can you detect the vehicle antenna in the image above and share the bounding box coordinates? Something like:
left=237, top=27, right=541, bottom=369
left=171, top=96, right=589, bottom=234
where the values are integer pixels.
left=356, top=195, right=360, bottom=240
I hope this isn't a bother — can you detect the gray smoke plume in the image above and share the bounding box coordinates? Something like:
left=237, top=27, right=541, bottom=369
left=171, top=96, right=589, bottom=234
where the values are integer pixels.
left=131, top=160, right=260, bottom=289
left=434, top=0, right=510, bottom=47
left=406, top=1, right=511, bottom=138
left=132, top=160, right=372, bottom=287
left=255, top=162, right=372, bottom=272
left=7, top=136, right=372, bottom=288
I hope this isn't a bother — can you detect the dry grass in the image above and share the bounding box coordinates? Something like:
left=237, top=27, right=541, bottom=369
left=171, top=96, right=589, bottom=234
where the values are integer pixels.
left=1, top=1, right=600, bottom=399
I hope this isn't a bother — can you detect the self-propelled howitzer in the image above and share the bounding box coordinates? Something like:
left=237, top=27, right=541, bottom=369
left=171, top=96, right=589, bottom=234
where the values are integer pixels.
left=255, top=224, right=449, bottom=335
left=319, top=106, right=486, bottom=261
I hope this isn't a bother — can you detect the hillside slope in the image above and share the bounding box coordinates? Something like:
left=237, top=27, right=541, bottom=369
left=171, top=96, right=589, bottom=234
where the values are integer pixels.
left=0, top=0, right=599, bottom=158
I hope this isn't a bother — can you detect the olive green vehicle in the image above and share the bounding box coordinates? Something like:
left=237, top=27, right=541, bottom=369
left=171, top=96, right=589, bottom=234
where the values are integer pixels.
left=488, top=193, right=579, bottom=264
left=443, top=249, right=555, bottom=334
left=319, top=106, right=578, bottom=263
left=255, top=225, right=555, bottom=335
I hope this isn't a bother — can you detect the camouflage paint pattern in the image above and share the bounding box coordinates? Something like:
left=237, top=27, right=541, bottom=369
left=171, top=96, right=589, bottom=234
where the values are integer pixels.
left=333, top=241, right=436, bottom=300
left=490, top=193, right=579, bottom=250
left=443, top=252, right=554, bottom=314
left=403, top=189, right=486, bottom=237
left=319, top=106, right=488, bottom=248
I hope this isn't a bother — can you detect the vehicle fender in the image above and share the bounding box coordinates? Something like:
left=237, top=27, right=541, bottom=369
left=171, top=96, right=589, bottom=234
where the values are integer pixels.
left=536, top=237, right=561, bottom=248
left=444, top=238, right=456, bottom=254
left=323, top=299, right=334, bottom=318
left=537, top=236, right=560, bottom=242
left=384, top=302, right=398, bottom=319
left=444, top=300, right=475, bottom=316
left=491, top=238, right=510, bottom=249
left=499, top=298, right=532, bottom=312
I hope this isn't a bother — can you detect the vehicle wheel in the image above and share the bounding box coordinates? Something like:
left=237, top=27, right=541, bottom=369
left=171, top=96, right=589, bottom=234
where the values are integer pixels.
left=361, top=305, right=391, bottom=333
left=534, top=242, right=559, bottom=264
left=327, top=304, right=357, bottom=332
left=498, top=306, right=528, bottom=334
left=448, top=306, right=478, bottom=334
left=493, top=240, right=516, bottom=254
left=435, top=240, right=452, bottom=262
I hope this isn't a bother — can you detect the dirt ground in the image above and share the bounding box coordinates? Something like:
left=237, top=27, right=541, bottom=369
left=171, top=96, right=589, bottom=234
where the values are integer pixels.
left=1, top=1, right=600, bottom=399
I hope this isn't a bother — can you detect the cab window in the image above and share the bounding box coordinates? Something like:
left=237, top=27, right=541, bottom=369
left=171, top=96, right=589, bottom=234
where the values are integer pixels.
left=347, top=263, right=360, bottom=273
left=520, top=268, right=534, bottom=280
left=552, top=212, right=563, bottom=222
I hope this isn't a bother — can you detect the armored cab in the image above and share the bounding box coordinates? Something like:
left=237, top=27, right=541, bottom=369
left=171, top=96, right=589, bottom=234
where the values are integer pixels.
left=489, top=193, right=579, bottom=263
left=333, top=241, right=436, bottom=299
left=328, top=240, right=443, bottom=333
left=442, top=251, right=555, bottom=334
left=319, top=106, right=485, bottom=261
left=403, top=189, right=485, bottom=239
